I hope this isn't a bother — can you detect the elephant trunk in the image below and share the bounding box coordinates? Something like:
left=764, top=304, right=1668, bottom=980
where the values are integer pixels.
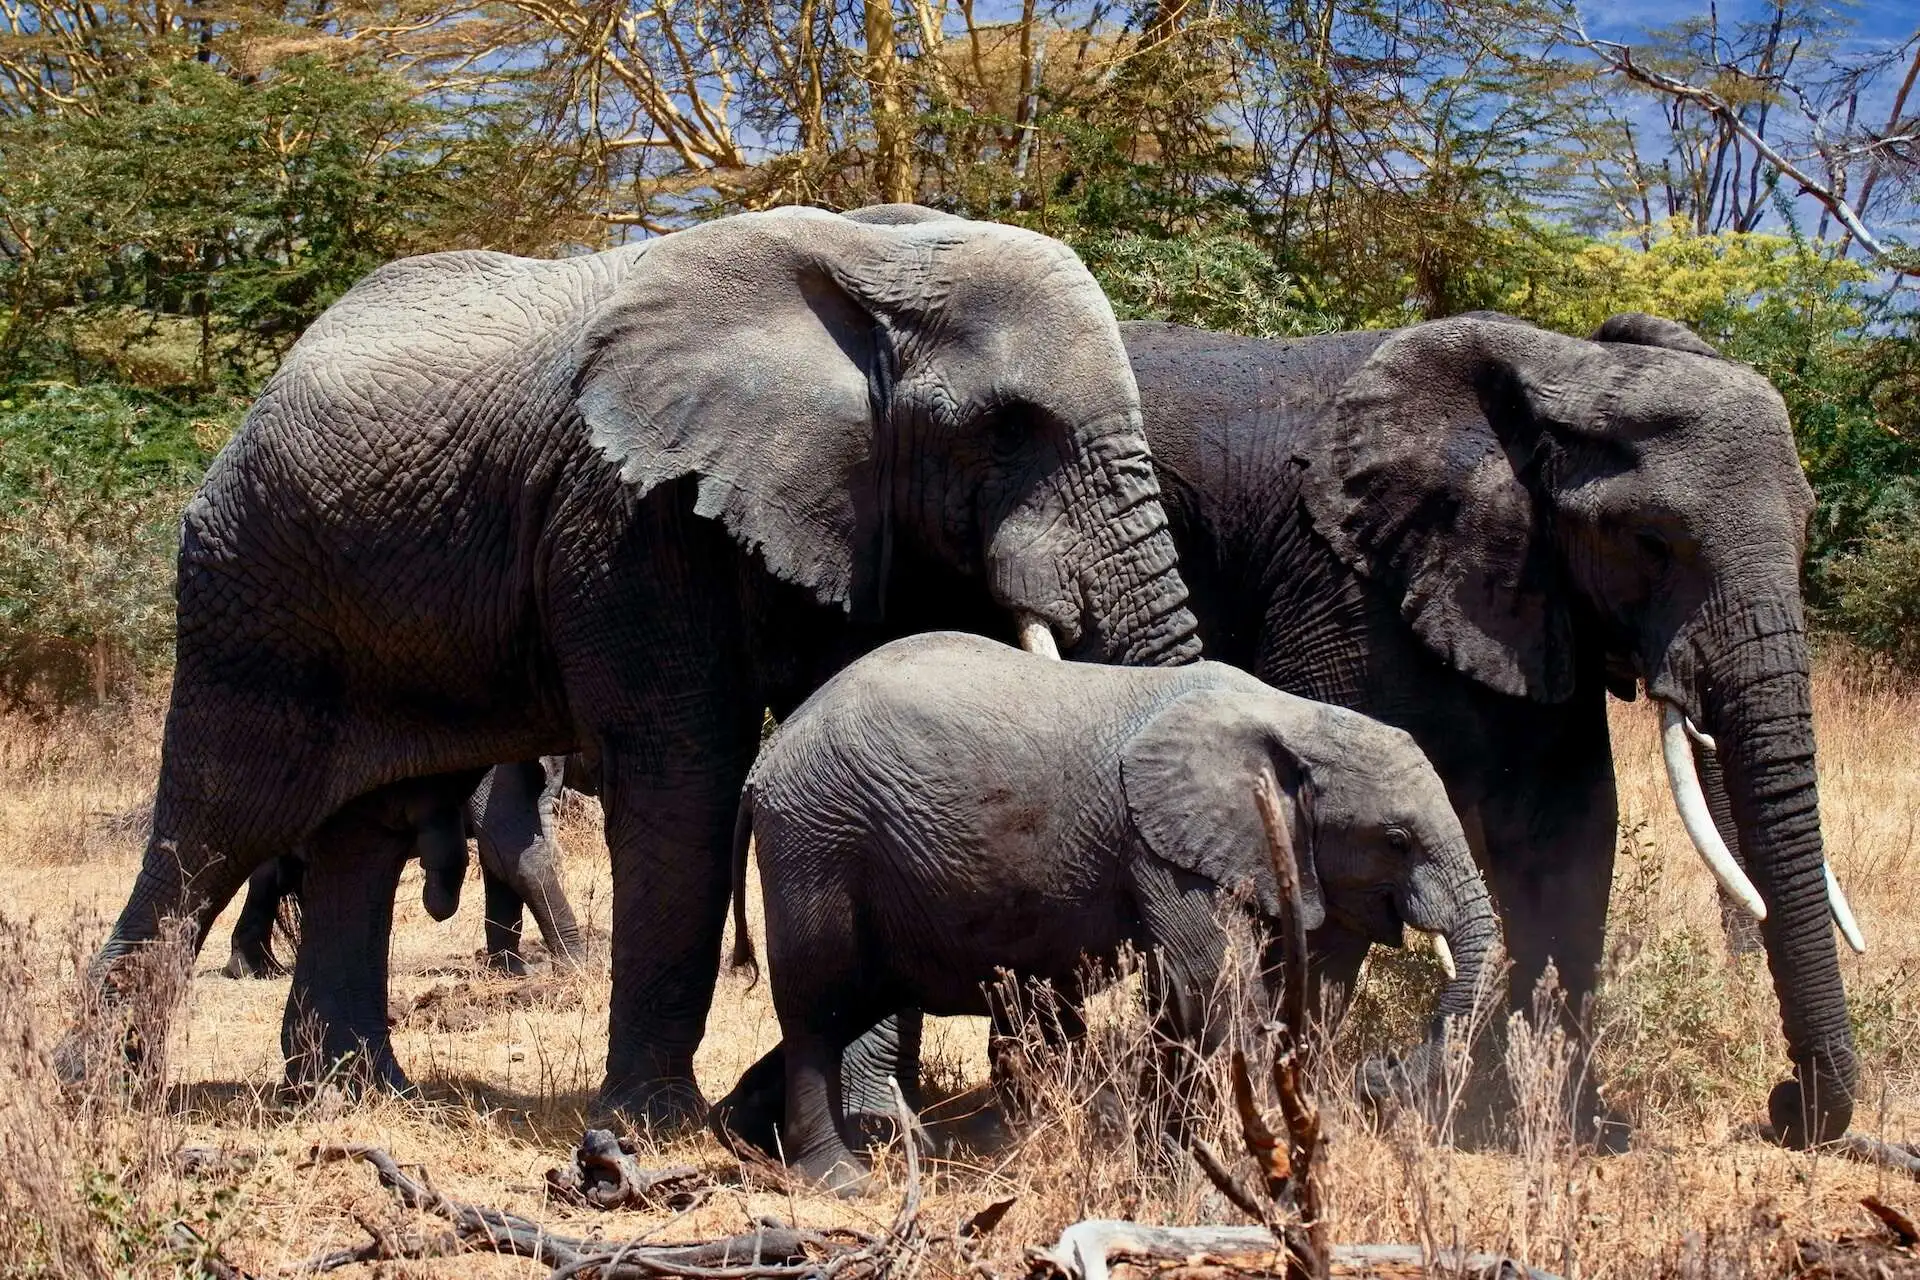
left=1665, top=593, right=1856, bottom=1147
left=1403, top=843, right=1503, bottom=1034
left=1057, top=422, right=1202, bottom=668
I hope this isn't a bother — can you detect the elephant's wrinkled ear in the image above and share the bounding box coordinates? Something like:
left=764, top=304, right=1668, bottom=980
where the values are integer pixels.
left=1121, top=687, right=1327, bottom=931
left=577, top=207, right=909, bottom=613
left=1300, top=316, right=1604, bottom=703
left=1591, top=313, right=1723, bottom=359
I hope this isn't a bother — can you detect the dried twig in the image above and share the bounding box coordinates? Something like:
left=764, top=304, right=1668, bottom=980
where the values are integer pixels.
left=543, top=1129, right=708, bottom=1211
left=1253, top=770, right=1329, bottom=1280
left=299, top=1143, right=890, bottom=1277
left=169, top=1222, right=259, bottom=1280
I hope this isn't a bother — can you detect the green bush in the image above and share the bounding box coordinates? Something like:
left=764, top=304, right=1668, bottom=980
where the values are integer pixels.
left=0, top=384, right=236, bottom=706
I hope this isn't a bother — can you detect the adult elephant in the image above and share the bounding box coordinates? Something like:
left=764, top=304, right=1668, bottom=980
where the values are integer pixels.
left=1125, top=312, right=1858, bottom=1147
left=222, top=756, right=592, bottom=980
left=80, top=205, right=1201, bottom=1123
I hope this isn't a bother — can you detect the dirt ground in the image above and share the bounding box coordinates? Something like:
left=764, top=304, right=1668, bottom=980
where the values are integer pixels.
left=0, top=658, right=1916, bottom=1278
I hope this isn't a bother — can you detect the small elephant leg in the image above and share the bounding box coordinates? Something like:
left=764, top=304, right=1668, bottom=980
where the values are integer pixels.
left=709, top=1011, right=925, bottom=1159
left=482, top=867, right=529, bottom=976
left=282, top=798, right=415, bottom=1094
left=224, top=856, right=300, bottom=979
left=842, top=1010, right=924, bottom=1115
left=783, top=1030, right=867, bottom=1194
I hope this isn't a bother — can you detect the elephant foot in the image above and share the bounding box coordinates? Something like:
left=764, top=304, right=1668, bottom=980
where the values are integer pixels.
left=222, top=945, right=284, bottom=980
left=282, top=1020, right=412, bottom=1100
left=595, top=1074, right=707, bottom=1135
left=484, top=949, right=530, bottom=978
left=793, top=1148, right=871, bottom=1199
left=710, top=1047, right=785, bottom=1157
left=1769, top=1075, right=1853, bottom=1150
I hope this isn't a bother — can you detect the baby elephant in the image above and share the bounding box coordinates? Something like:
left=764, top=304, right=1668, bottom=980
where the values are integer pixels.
left=730, top=632, right=1500, bottom=1191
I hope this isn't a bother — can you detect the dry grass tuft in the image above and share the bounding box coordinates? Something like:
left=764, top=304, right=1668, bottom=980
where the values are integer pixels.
left=0, top=659, right=1914, bottom=1276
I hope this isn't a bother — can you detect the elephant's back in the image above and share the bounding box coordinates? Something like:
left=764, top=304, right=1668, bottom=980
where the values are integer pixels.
left=1124, top=322, right=1390, bottom=478
left=175, top=245, right=650, bottom=687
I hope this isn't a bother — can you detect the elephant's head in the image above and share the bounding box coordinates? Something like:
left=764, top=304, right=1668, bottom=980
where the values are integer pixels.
left=1121, top=680, right=1501, bottom=1041
left=1300, top=311, right=1856, bottom=1144
left=575, top=205, right=1201, bottom=667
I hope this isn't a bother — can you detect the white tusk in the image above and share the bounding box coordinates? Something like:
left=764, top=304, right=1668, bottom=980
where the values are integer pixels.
left=1660, top=703, right=1767, bottom=921
left=1683, top=716, right=1717, bottom=752
left=1825, top=864, right=1867, bottom=954
left=1430, top=933, right=1457, bottom=981
left=1016, top=614, right=1061, bottom=661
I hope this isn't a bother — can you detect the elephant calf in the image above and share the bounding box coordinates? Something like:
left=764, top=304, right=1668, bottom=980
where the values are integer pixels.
left=223, top=757, right=590, bottom=980
left=729, top=632, right=1500, bottom=1191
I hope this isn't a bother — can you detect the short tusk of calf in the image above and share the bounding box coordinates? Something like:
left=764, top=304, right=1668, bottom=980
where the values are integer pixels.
left=1660, top=703, right=1767, bottom=921
left=1017, top=614, right=1062, bottom=661
left=1826, top=864, right=1867, bottom=954
left=1683, top=716, right=1717, bottom=752
left=1430, top=933, right=1457, bottom=981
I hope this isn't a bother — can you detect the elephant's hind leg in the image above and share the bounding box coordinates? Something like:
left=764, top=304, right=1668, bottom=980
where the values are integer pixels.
left=281, top=780, right=467, bottom=1095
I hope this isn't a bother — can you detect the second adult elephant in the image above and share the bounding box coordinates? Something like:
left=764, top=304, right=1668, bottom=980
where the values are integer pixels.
left=223, top=757, right=591, bottom=980
left=1127, top=312, right=1860, bottom=1146
left=80, top=205, right=1201, bottom=1121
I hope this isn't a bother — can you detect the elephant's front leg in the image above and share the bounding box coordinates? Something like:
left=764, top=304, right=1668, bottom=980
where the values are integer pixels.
left=1475, top=694, right=1623, bottom=1148
left=281, top=804, right=415, bottom=1094
left=597, top=716, right=761, bottom=1128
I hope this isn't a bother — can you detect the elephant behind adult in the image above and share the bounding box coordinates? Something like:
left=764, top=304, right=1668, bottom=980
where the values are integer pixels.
left=1124, top=313, right=1857, bottom=1146
left=83, top=206, right=1201, bottom=1122
left=222, top=756, right=591, bottom=980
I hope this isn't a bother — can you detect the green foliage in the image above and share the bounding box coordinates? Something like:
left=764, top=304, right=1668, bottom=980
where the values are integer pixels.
left=0, top=384, right=236, bottom=705
left=1067, top=228, right=1328, bottom=337
left=0, top=53, right=588, bottom=388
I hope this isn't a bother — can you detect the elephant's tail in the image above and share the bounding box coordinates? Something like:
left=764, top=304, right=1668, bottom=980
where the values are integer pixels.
left=729, top=784, right=758, bottom=987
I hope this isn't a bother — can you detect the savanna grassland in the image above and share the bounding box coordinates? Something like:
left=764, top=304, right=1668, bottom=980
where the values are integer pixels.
left=0, top=655, right=1914, bottom=1279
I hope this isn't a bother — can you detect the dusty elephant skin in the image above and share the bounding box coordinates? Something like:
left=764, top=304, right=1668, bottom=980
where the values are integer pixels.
left=222, top=756, right=588, bottom=980
left=77, top=204, right=1201, bottom=1123
left=732, top=631, right=1498, bottom=1193
left=1124, top=312, right=1855, bottom=1148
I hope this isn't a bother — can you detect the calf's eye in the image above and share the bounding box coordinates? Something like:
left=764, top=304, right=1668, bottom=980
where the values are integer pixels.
left=1386, top=827, right=1411, bottom=853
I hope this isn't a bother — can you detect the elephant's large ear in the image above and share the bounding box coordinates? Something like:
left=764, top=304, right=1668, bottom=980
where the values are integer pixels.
left=1120, top=687, right=1327, bottom=931
left=1590, top=312, right=1723, bottom=359
left=1300, top=316, right=1615, bottom=703
left=577, top=207, right=935, bottom=613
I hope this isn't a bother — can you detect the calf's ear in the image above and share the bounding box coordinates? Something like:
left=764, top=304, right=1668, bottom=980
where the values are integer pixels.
left=1120, top=688, right=1327, bottom=931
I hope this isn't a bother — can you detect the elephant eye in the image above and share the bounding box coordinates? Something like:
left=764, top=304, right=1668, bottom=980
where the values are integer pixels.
left=1386, top=827, right=1411, bottom=853
left=1635, top=530, right=1671, bottom=566
left=985, top=403, right=1038, bottom=458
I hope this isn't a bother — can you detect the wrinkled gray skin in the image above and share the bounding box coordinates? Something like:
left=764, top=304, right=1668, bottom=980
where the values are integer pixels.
left=79, top=205, right=1201, bottom=1121
left=1123, top=313, right=1851, bottom=1147
left=733, top=632, right=1498, bottom=1191
left=222, top=756, right=589, bottom=980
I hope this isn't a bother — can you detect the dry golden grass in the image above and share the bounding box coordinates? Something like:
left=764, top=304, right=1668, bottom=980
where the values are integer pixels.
left=0, top=659, right=1915, bottom=1278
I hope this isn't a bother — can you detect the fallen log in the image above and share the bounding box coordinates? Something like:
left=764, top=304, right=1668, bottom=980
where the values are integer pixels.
left=1025, top=1222, right=1562, bottom=1280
